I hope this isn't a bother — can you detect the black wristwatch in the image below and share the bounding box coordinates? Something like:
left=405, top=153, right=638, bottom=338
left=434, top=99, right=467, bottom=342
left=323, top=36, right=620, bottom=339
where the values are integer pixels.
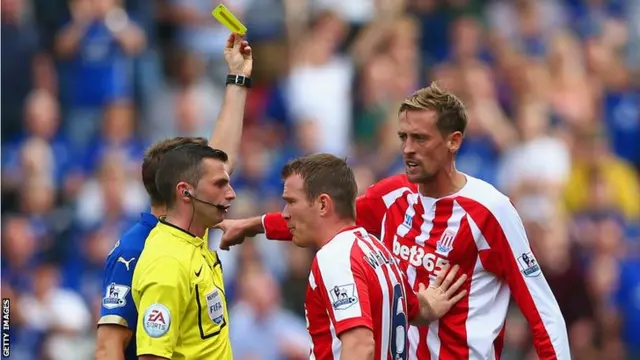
left=226, top=74, right=251, bottom=88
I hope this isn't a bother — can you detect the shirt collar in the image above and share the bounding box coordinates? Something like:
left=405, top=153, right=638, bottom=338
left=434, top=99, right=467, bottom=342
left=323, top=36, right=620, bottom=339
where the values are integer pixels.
left=157, top=218, right=205, bottom=247
left=140, top=212, right=159, bottom=228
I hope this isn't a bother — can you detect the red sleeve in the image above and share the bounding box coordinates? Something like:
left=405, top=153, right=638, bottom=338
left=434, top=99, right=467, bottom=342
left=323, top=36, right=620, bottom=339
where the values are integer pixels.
left=262, top=213, right=292, bottom=241
left=354, top=193, right=385, bottom=237
left=264, top=198, right=384, bottom=241
left=461, top=198, right=570, bottom=360
left=264, top=174, right=415, bottom=241
left=355, top=174, right=417, bottom=237
left=315, top=242, right=373, bottom=336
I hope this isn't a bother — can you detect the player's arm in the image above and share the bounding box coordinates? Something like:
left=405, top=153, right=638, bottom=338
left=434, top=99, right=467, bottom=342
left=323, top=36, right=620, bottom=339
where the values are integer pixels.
left=339, top=327, right=375, bottom=360
left=481, top=200, right=571, bottom=360
left=208, top=33, right=252, bottom=175
left=259, top=190, right=382, bottom=241
left=95, top=326, right=132, bottom=360
left=409, top=265, right=468, bottom=326
left=96, top=250, right=138, bottom=360
left=134, top=256, right=190, bottom=360
left=218, top=183, right=392, bottom=249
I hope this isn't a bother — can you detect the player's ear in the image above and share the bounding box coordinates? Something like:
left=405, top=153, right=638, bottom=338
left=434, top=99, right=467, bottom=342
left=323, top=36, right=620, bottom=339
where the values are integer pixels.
left=448, top=131, right=463, bottom=153
left=317, top=194, right=331, bottom=216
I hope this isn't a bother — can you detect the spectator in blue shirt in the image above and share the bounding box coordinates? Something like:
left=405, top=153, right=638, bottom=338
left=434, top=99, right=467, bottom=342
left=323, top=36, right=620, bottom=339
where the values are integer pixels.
left=1, top=0, right=43, bottom=140
left=82, top=100, right=147, bottom=176
left=2, top=90, right=77, bottom=193
left=55, top=0, right=146, bottom=147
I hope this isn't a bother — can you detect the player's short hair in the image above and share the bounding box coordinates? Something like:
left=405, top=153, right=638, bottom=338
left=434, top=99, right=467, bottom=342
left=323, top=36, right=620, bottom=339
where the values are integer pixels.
left=281, top=153, right=357, bottom=220
left=155, top=143, right=228, bottom=208
left=142, top=137, right=208, bottom=206
left=399, top=82, right=468, bottom=136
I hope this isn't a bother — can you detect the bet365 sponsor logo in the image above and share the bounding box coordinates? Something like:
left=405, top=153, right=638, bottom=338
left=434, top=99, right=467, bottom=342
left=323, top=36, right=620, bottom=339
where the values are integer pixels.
left=392, top=236, right=450, bottom=277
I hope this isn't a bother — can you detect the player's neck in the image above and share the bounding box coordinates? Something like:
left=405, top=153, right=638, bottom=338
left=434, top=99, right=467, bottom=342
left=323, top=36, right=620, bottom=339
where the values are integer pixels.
left=150, top=205, right=166, bottom=218
left=164, top=212, right=207, bottom=239
left=315, top=218, right=357, bottom=248
left=418, top=167, right=467, bottom=199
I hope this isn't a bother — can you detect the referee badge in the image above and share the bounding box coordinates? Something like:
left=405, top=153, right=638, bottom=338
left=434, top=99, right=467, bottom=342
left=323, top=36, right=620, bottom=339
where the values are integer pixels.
left=206, top=289, right=225, bottom=325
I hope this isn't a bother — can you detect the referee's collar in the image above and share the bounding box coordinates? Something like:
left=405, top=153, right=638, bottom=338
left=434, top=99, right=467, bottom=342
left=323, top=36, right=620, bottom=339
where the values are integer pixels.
left=157, top=218, right=204, bottom=247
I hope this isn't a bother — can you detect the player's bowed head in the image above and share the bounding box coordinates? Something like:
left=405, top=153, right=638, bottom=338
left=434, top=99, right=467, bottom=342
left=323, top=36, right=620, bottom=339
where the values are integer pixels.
left=280, top=153, right=358, bottom=248
left=154, top=144, right=236, bottom=237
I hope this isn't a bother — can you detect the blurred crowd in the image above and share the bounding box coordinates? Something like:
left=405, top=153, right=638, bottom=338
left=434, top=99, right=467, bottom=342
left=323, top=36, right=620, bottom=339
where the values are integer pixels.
left=1, top=0, right=639, bottom=359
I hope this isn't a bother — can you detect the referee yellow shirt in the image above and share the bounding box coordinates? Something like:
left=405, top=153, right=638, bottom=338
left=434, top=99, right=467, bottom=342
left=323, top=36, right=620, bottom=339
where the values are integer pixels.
left=132, top=220, right=232, bottom=360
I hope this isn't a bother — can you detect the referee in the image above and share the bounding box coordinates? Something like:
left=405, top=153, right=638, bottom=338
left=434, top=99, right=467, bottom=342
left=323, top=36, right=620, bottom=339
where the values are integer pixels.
left=132, top=143, right=235, bottom=360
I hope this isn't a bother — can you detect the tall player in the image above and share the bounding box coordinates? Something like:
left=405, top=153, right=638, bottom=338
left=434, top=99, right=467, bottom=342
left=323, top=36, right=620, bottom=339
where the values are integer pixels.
left=218, top=84, right=571, bottom=359
left=95, top=33, right=252, bottom=360
left=278, top=153, right=467, bottom=360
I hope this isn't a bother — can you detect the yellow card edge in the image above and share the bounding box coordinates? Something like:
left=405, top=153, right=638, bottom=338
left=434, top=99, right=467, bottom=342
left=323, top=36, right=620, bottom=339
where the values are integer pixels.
left=211, top=5, right=247, bottom=35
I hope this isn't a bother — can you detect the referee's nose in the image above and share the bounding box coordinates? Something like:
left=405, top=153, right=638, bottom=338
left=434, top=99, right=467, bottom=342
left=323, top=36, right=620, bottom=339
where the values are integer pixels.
left=225, top=184, right=236, bottom=201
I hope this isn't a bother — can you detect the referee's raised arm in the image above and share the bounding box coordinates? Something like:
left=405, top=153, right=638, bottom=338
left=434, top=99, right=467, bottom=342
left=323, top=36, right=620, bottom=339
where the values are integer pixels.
left=208, top=33, right=253, bottom=174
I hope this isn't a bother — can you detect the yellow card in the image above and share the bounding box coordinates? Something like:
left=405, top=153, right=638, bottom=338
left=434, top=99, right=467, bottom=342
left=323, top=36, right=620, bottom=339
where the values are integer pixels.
left=212, top=4, right=247, bottom=35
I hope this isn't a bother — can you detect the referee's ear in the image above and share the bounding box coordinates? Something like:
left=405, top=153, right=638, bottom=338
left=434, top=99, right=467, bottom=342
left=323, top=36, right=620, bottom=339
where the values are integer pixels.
left=177, top=182, right=192, bottom=202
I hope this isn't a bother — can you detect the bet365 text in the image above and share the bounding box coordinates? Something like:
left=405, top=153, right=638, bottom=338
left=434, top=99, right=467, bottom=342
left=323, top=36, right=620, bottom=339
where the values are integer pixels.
left=2, top=299, right=9, bottom=358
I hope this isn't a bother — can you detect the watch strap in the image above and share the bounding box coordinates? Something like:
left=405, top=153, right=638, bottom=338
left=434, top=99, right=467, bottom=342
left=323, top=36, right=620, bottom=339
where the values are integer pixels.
left=226, top=74, right=251, bottom=88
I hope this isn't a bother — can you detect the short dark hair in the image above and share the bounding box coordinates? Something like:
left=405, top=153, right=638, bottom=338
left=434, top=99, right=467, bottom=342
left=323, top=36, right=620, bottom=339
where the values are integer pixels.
left=399, top=82, right=468, bottom=136
left=142, top=137, right=208, bottom=206
left=281, top=153, right=357, bottom=220
left=154, top=143, right=228, bottom=208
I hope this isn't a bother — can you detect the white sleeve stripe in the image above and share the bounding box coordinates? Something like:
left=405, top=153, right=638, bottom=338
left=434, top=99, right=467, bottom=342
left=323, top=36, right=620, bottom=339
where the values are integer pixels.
left=466, top=214, right=490, bottom=251
left=382, top=187, right=412, bottom=208
left=490, top=202, right=570, bottom=359
left=327, top=308, right=342, bottom=359
left=379, top=213, right=387, bottom=243
left=355, top=239, right=390, bottom=358
left=316, top=234, right=361, bottom=322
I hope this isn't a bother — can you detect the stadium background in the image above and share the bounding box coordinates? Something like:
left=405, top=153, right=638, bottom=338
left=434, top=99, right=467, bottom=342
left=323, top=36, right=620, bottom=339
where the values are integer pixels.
left=1, top=0, right=639, bottom=359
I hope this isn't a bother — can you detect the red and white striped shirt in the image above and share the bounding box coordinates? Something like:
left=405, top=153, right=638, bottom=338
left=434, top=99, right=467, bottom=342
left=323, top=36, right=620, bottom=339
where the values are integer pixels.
left=264, top=174, right=570, bottom=360
left=305, top=226, right=420, bottom=360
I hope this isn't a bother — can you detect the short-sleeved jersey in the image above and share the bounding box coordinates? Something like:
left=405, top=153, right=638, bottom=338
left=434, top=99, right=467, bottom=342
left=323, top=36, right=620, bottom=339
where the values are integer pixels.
left=305, top=226, right=420, bottom=360
left=132, top=220, right=232, bottom=360
left=98, top=212, right=158, bottom=360
left=265, top=174, right=570, bottom=360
